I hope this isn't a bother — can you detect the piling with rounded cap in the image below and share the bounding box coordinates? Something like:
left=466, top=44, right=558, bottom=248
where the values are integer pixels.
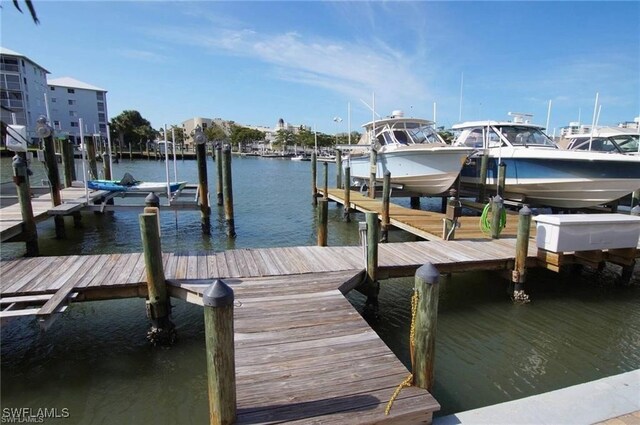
left=145, top=192, right=160, bottom=208
left=12, top=154, right=38, bottom=256
left=412, top=262, right=440, bottom=392
left=203, top=279, right=237, bottom=424
left=203, top=279, right=234, bottom=307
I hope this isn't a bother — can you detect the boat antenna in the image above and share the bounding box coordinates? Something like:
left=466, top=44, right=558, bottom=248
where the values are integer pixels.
left=458, top=72, right=464, bottom=122
left=589, top=92, right=599, bottom=150
left=433, top=102, right=437, bottom=126
left=359, top=98, right=381, bottom=119
left=545, top=100, right=552, bottom=132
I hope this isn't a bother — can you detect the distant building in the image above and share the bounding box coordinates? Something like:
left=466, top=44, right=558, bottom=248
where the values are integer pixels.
left=47, top=77, right=108, bottom=143
left=0, top=47, right=50, bottom=143
left=181, top=117, right=235, bottom=150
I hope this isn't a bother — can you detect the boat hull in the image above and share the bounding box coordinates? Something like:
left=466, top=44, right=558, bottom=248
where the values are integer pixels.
left=88, top=180, right=187, bottom=193
left=461, top=150, right=640, bottom=208
left=347, top=147, right=473, bottom=195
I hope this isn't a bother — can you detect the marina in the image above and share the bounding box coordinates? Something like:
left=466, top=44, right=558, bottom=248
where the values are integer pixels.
left=1, top=153, right=640, bottom=423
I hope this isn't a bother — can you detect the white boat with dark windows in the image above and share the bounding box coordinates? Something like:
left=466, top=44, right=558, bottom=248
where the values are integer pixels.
left=559, top=127, right=640, bottom=156
left=452, top=114, right=640, bottom=208
left=341, top=111, right=475, bottom=195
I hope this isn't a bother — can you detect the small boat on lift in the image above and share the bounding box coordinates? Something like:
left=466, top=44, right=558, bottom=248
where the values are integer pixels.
left=452, top=114, right=640, bottom=208
left=341, top=110, right=475, bottom=195
left=88, top=173, right=187, bottom=193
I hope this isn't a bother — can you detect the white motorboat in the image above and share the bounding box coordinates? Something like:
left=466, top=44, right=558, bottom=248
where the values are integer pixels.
left=452, top=115, right=640, bottom=208
left=560, top=127, right=640, bottom=156
left=342, top=111, right=475, bottom=195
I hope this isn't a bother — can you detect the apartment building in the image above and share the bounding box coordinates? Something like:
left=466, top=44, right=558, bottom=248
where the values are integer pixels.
left=47, top=77, right=108, bottom=143
left=0, top=47, right=50, bottom=143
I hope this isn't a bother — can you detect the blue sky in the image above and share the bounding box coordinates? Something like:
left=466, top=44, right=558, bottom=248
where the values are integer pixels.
left=3, top=1, right=638, bottom=135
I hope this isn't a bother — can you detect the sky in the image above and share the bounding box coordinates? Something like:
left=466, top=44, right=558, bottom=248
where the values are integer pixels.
left=2, top=1, right=639, bottom=135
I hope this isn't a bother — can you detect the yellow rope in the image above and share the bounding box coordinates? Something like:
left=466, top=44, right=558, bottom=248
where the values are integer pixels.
left=385, top=289, right=419, bottom=416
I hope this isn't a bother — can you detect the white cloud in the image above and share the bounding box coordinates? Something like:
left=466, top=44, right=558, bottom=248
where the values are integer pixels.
left=116, top=48, right=167, bottom=63
left=148, top=23, right=431, bottom=113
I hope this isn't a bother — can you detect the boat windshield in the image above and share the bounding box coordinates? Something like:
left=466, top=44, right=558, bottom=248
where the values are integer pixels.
left=613, top=134, right=640, bottom=154
left=375, top=122, right=442, bottom=145
left=496, top=126, right=556, bottom=147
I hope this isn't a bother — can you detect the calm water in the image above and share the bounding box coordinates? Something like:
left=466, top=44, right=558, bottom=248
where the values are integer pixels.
left=1, top=155, right=639, bottom=422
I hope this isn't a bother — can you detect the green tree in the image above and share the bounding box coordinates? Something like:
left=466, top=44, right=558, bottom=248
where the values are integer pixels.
left=204, top=123, right=227, bottom=143
left=273, top=129, right=295, bottom=150
left=438, top=130, right=454, bottom=144
left=295, top=127, right=315, bottom=149
left=230, top=125, right=264, bottom=150
left=109, top=110, right=154, bottom=153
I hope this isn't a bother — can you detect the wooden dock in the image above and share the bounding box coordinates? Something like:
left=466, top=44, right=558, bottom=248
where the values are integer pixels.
left=0, top=186, right=110, bottom=242
left=321, top=188, right=535, bottom=241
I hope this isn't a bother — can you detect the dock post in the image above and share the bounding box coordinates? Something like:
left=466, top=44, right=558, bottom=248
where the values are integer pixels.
left=86, top=137, right=98, bottom=179
left=443, top=189, right=460, bottom=240
left=368, top=148, right=377, bottom=199
left=222, top=146, right=236, bottom=238
left=343, top=166, right=351, bottom=222
left=490, top=195, right=504, bottom=239
left=128, top=143, right=133, bottom=160
left=102, top=151, right=112, bottom=181
left=381, top=171, right=391, bottom=243
left=40, top=120, right=65, bottom=239
left=412, top=263, right=440, bottom=392
left=195, top=130, right=211, bottom=235
left=317, top=198, right=328, bottom=246
left=323, top=161, right=328, bottom=199
left=512, top=205, right=532, bottom=303
left=216, top=146, right=223, bottom=206
left=365, top=212, right=380, bottom=312
left=139, top=210, right=175, bottom=346
left=497, top=162, right=506, bottom=197
left=477, top=151, right=489, bottom=202
left=335, top=150, right=342, bottom=189
left=12, top=155, right=38, bottom=256
left=145, top=192, right=160, bottom=208
left=203, top=280, right=237, bottom=425
left=632, top=190, right=640, bottom=209
left=311, top=151, right=318, bottom=206
left=61, top=139, right=74, bottom=187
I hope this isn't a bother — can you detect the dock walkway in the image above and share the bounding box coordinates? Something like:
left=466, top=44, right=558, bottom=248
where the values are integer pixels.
left=0, top=186, right=109, bottom=242
left=322, top=188, right=534, bottom=241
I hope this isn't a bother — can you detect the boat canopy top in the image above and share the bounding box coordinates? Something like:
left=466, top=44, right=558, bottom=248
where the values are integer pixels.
left=452, top=121, right=557, bottom=149
left=357, top=116, right=445, bottom=148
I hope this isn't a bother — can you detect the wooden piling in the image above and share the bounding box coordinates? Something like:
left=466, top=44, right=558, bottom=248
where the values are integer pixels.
left=222, top=146, right=236, bottom=238
left=196, top=140, right=211, bottom=234
left=85, top=136, right=98, bottom=180
left=61, top=140, right=74, bottom=187
left=323, top=161, right=328, bottom=199
left=410, top=197, right=420, bottom=209
left=381, top=172, right=391, bottom=243
left=128, top=143, right=133, bottom=160
left=335, top=150, right=343, bottom=189
left=443, top=191, right=460, bottom=240
left=311, top=151, right=318, bottom=206
left=343, top=167, right=351, bottom=222
left=43, top=134, right=65, bottom=238
left=317, top=198, right=328, bottom=247
left=364, top=212, right=380, bottom=312
left=491, top=195, right=504, bottom=239
left=139, top=210, right=175, bottom=345
left=203, top=280, right=237, bottom=425
left=477, top=151, right=489, bottom=202
left=412, top=263, right=440, bottom=392
left=497, top=162, right=506, bottom=197
left=12, top=155, right=38, bottom=256
left=368, top=148, right=377, bottom=199
left=512, top=205, right=532, bottom=302
left=102, top=151, right=112, bottom=181
left=216, top=146, right=223, bottom=206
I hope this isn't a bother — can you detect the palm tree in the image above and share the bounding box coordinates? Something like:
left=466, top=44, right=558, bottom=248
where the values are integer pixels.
left=7, top=1, right=39, bottom=23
